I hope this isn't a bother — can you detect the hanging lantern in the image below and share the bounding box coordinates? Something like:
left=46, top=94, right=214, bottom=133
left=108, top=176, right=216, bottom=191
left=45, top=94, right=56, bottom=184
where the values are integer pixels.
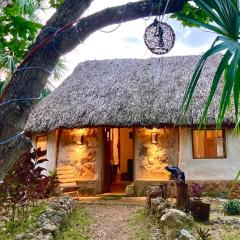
left=144, top=18, right=175, bottom=55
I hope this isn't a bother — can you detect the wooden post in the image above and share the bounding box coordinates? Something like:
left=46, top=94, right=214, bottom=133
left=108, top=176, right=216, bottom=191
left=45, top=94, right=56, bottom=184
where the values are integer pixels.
left=176, top=181, right=190, bottom=212
left=191, top=199, right=210, bottom=221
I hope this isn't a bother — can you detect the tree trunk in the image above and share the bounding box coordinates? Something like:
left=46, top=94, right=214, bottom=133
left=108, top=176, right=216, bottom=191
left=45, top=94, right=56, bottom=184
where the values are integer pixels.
left=191, top=199, right=210, bottom=221
left=0, top=0, right=186, bottom=178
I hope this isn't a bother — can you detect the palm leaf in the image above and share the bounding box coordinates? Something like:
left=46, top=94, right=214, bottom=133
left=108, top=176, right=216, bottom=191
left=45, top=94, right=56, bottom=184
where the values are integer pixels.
left=176, top=13, right=227, bottom=36
left=180, top=41, right=230, bottom=117
left=199, top=50, right=232, bottom=128
left=179, top=0, right=240, bottom=129
left=233, top=60, right=240, bottom=123
left=217, top=50, right=240, bottom=127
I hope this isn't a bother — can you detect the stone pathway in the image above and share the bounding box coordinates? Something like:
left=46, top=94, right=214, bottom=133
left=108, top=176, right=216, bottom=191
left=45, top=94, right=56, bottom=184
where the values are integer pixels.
left=79, top=197, right=146, bottom=240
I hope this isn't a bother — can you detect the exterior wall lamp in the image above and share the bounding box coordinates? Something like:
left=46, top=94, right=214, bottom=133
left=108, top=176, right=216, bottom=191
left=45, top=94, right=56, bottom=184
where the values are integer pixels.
left=151, top=128, right=158, bottom=144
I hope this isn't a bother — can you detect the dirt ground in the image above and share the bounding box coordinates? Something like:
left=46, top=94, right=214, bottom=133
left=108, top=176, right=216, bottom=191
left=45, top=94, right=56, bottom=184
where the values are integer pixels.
left=87, top=204, right=140, bottom=240
left=81, top=197, right=162, bottom=240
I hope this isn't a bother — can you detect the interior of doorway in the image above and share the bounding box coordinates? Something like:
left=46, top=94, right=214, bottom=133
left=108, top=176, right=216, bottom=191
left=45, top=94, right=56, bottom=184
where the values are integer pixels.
left=103, top=128, right=134, bottom=194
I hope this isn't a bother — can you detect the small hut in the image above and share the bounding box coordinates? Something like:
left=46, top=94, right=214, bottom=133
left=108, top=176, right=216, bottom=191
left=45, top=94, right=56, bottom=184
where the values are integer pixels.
left=25, top=55, right=240, bottom=197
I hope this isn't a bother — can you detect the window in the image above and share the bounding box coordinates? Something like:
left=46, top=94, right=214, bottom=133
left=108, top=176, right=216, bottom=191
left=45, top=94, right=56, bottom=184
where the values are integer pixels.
left=192, top=130, right=226, bottom=159
left=36, top=135, right=47, bottom=154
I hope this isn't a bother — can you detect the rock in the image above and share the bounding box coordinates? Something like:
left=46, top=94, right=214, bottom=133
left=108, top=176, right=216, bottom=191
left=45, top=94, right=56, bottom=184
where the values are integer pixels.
left=42, top=233, right=54, bottom=240
left=0, top=216, right=9, bottom=222
left=150, top=197, right=169, bottom=215
left=125, top=183, right=135, bottom=196
left=14, top=196, right=75, bottom=240
left=161, top=209, right=193, bottom=229
left=146, top=185, right=166, bottom=209
left=161, top=209, right=193, bottom=240
left=178, top=229, right=196, bottom=240
left=42, top=223, right=58, bottom=233
left=15, top=233, right=25, bottom=240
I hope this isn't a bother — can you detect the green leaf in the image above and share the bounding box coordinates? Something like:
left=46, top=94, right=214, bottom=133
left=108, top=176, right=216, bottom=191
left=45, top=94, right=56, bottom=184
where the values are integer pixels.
left=181, top=41, right=230, bottom=117
left=199, top=50, right=232, bottom=127
left=233, top=59, right=240, bottom=122
left=217, top=50, right=240, bottom=127
left=175, top=13, right=228, bottom=36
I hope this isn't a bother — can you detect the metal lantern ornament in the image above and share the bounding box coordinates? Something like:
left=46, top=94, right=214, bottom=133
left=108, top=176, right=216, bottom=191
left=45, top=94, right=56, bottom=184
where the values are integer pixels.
left=144, top=18, right=175, bottom=55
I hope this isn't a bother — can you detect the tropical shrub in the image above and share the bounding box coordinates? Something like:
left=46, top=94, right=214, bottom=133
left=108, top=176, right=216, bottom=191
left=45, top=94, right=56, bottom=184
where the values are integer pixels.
left=224, top=199, right=240, bottom=215
left=191, top=183, right=204, bottom=198
left=196, top=228, right=211, bottom=240
left=177, top=0, right=240, bottom=129
left=0, top=147, right=52, bottom=220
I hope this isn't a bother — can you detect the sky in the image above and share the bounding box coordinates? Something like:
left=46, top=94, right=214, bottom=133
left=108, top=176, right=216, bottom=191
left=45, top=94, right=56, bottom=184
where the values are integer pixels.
left=39, top=0, right=216, bottom=85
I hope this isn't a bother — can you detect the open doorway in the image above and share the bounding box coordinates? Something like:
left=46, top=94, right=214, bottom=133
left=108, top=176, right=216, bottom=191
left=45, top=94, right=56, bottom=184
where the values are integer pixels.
left=102, top=128, right=134, bottom=193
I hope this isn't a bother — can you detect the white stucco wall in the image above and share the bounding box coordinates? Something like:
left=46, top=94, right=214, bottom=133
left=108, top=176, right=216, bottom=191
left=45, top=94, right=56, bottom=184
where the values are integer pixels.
left=179, top=128, right=240, bottom=180
left=32, top=130, right=58, bottom=174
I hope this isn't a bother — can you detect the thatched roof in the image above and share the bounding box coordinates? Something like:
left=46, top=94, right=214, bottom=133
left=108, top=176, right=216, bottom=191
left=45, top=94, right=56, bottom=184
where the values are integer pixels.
left=25, top=55, right=234, bottom=133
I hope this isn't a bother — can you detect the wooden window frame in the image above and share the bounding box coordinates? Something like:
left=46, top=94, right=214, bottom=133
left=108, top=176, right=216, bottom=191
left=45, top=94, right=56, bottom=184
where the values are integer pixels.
left=192, top=129, right=227, bottom=159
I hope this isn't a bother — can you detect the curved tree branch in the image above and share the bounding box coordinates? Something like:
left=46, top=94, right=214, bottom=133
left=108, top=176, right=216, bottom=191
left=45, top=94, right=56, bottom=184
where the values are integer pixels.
left=0, top=0, right=186, bottom=178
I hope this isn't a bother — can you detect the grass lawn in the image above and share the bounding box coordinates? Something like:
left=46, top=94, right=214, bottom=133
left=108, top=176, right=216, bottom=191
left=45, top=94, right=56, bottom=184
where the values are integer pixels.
left=189, top=199, right=240, bottom=240
left=128, top=208, right=165, bottom=240
left=0, top=202, right=47, bottom=240
left=55, top=204, right=94, bottom=240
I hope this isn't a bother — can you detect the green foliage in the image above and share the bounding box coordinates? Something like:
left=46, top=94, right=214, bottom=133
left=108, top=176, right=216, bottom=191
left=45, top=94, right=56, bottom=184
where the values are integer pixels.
left=171, top=2, right=212, bottom=27
left=179, top=0, right=240, bottom=129
left=0, top=0, right=42, bottom=72
left=224, top=199, right=240, bottom=215
left=128, top=209, right=163, bottom=240
left=49, top=0, right=64, bottom=9
left=196, top=228, right=211, bottom=240
left=56, top=205, right=93, bottom=240
left=0, top=202, right=47, bottom=240
left=0, top=148, right=50, bottom=215
left=100, top=195, right=123, bottom=200
left=0, top=80, right=4, bottom=92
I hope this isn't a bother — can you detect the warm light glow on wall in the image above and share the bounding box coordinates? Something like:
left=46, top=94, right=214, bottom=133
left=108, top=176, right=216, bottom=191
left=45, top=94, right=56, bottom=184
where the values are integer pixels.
left=68, top=129, right=86, bottom=145
left=136, top=127, right=178, bottom=181
left=58, top=128, right=97, bottom=180
left=151, top=128, right=158, bottom=144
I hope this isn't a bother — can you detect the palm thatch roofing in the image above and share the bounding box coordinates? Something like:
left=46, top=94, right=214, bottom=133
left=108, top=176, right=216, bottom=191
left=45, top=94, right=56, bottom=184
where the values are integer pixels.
left=25, top=55, right=234, bottom=133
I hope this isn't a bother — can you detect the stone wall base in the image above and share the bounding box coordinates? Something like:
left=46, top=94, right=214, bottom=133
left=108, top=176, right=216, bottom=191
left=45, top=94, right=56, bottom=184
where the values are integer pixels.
left=135, top=180, right=176, bottom=197
left=77, top=180, right=97, bottom=196
left=134, top=180, right=240, bottom=199
left=16, top=196, right=75, bottom=240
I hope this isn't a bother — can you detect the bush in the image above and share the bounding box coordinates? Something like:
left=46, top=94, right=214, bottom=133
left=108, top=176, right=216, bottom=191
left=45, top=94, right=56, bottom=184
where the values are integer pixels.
left=224, top=200, right=240, bottom=215
left=191, top=183, right=204, bottom=198
left=0, top=148, right=54, bottom=220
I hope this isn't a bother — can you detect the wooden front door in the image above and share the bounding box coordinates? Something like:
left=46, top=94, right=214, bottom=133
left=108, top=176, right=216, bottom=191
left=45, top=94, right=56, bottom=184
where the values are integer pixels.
left=102, top=127, right=111, bottom=193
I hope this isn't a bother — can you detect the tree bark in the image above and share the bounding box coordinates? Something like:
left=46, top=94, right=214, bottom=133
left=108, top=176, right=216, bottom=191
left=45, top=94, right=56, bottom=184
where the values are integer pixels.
left=0, top=0, right=186, bottom=178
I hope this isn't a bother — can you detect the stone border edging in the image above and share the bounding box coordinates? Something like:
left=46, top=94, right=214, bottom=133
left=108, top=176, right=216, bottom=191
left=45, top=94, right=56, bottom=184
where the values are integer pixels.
left=16, top=196, right=75, bottom=240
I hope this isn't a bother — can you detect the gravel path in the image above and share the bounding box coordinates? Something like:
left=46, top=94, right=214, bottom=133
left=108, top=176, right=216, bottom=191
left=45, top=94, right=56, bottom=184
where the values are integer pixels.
left=86, top=204, right=141, bottom=240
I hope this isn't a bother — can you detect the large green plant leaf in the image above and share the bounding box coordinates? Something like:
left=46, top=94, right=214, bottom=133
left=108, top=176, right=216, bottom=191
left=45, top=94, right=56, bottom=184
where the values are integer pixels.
left=179, top=0, right=240, bottom=129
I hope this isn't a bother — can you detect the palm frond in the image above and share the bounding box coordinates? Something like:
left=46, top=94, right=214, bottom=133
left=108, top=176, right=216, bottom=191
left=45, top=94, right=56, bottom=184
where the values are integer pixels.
left=180, top=0, right=240, bottom=129
left=53, top=59, right=68, bottom=81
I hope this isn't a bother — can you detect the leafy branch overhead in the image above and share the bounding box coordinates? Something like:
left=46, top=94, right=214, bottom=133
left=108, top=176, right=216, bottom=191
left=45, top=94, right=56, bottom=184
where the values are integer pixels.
left=171, top=2, right=212, bottom=27
left=0, top=0, right=43, bottom=72
left=179, top=0, right=240, bottom=129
